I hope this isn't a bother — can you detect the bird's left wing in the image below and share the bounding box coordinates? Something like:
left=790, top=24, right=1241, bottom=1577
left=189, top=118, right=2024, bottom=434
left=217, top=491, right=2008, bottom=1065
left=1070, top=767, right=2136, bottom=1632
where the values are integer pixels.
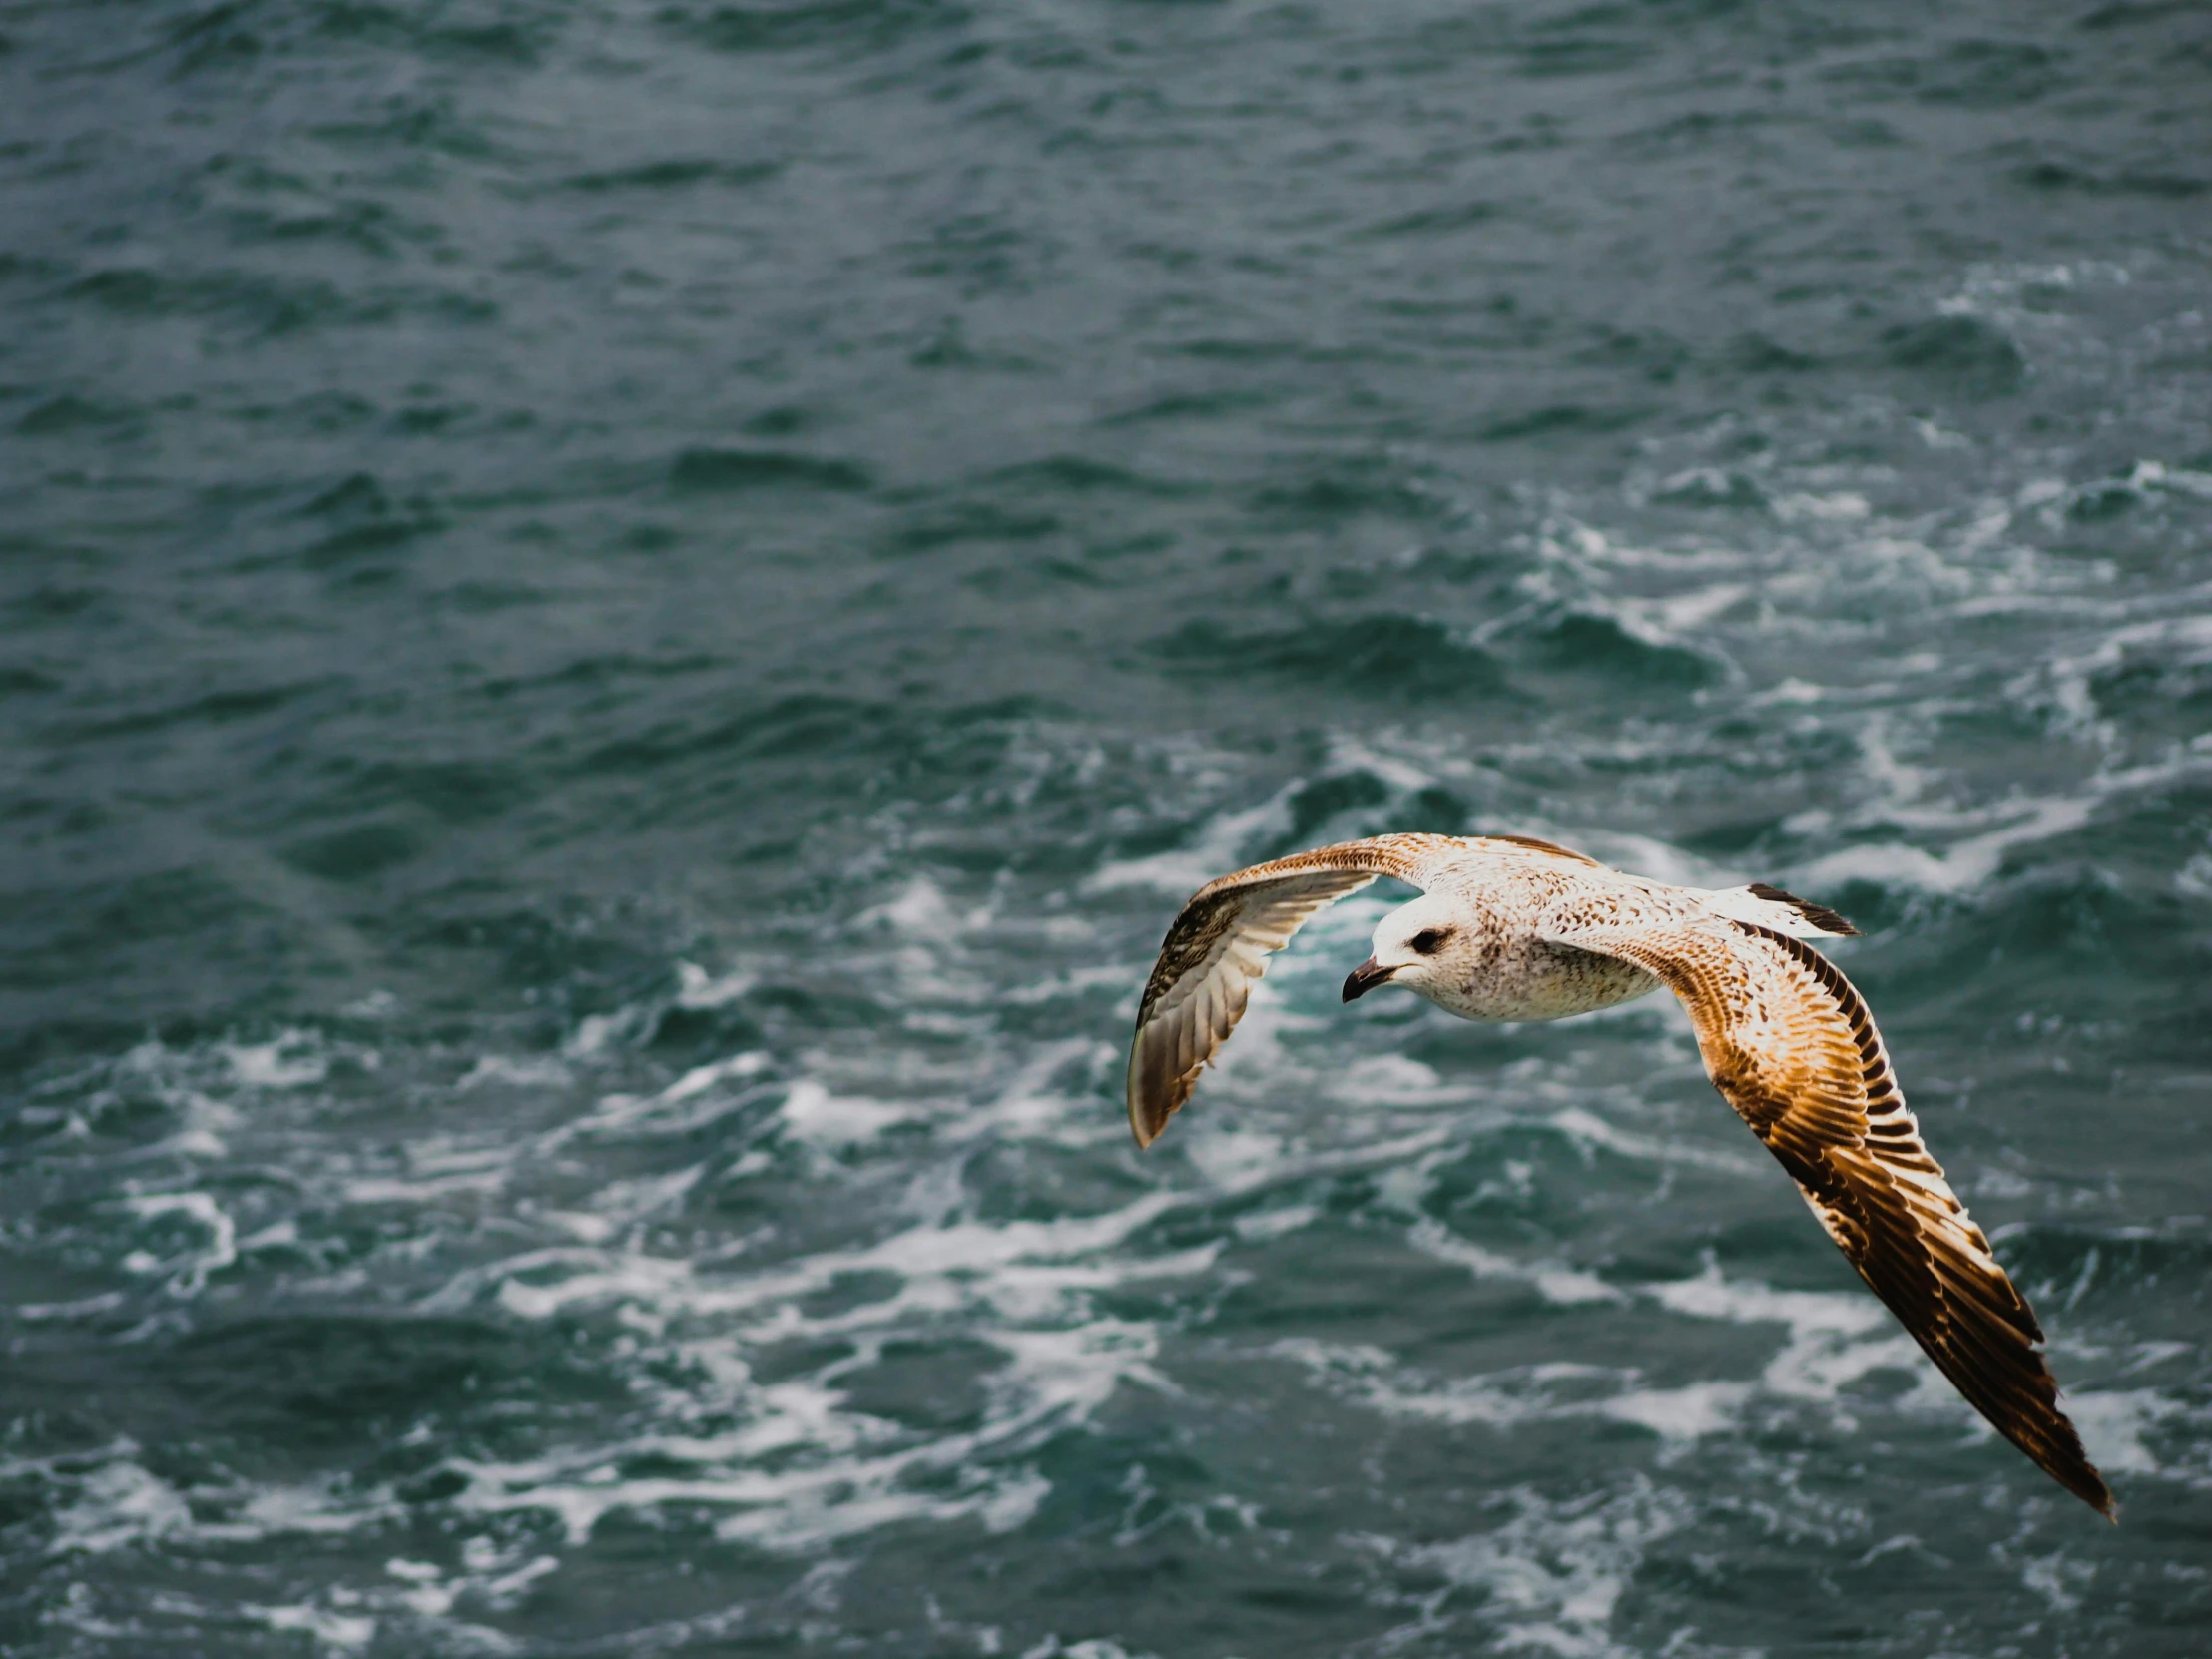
left=1545, top=913, right=2112, bottom=1517
left=1126, top=834, right=1464, bottom=1149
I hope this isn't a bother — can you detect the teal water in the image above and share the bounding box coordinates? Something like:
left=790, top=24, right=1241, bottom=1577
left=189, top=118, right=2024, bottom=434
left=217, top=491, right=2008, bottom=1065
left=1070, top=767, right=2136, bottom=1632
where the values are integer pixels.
left=3, top=1, right=2211, bottom=1652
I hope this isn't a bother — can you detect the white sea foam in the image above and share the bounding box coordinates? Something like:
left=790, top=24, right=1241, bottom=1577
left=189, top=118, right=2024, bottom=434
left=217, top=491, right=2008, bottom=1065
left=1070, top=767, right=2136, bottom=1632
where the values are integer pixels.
left=2016, top=1548, right=2094, bottom=1614
left=998, top=964, right=1136, bottom=1006
left=457, top=1053, right=572, bottom=1091
left=32, top=1441, right=399, bottom=1561
left=562, top=1002, right=660, bottom=1058
left=1321, top=732, right=1447, bottom=794
left=1082, top=784, right=1299, bottom=894
left=245, top=1602, right=377, bottom=1654
left=2066, top=1388, right=2191, bottom=1480
left=1409, top=1218, right=1622, bottom=1308
left=1354, top=1476, right=1694, bottom=1658
left=1274, top=1243, right=1938, bottom=1460
left=779, top=1077, right=917, bottom=1146
left=1544, top=1105, right=1762, bottom=1177
left=552, top=1050, right=775, bottom=1143
left=1647, top=1259, right=1912, bottom=1408
left=2129, top=458, right=2212, bottom=499
left=121, top=1192, right=236, bottom=1297
left=1017, top=1640, right=1157, bottom=1659
left=49, top=1457, right=193, bottom=1555
left=1597, top=1380, right=1755, bottom=1444
left=854, top=874, right=982, bottom=938
left=421, top=1181, right=1215, bottom=1549
left=674, top=958, right=759, bottom=1008
left=338, top=1131, right=519, bottom=1206
left=14, top=1290, right=127, bottom=1321
left=220, top=1032, right=332, bottom=1089
left=1276, top=1340, right=1614, bottom=1431
left=942, top=1038, right=1121, bottom=1146
left=1801, top=752, right=2212, bottom=894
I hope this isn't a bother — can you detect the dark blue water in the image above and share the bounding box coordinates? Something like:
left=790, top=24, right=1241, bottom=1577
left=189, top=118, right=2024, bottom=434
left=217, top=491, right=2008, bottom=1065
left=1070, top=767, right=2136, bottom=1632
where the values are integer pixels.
left=3, top=1, right=2210, bottom=1653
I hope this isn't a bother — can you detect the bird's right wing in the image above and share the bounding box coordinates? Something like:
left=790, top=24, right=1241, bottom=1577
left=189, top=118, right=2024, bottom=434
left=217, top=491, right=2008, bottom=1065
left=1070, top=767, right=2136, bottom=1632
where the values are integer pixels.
left=1544, top=912, right=2111, bottom=1516
left=1125, top=834, right=1466, bottom=1149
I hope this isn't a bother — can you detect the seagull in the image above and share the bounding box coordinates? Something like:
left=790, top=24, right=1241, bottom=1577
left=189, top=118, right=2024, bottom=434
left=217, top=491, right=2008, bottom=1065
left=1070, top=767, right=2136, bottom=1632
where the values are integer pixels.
left=1125, top=831, right=2113, bottom=1517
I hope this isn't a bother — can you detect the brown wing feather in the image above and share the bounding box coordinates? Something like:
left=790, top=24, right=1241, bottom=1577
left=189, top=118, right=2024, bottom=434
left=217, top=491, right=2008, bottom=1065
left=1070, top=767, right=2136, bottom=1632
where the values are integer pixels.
left=1126, top=834, right=1462, bottom=1149
left=1548, top=917, right=2114, bottom=1518
left=1485, top=832, right=1604, bottom=866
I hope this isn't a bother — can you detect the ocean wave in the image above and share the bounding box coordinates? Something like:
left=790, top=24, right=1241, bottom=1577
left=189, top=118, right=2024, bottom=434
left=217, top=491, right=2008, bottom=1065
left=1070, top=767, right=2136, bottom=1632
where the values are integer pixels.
left=1351, top=1476, right=1695, bottom=1659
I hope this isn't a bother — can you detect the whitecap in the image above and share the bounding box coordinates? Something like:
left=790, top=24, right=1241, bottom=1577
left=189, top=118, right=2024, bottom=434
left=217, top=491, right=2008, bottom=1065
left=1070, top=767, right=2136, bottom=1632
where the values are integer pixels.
left=1083, top=784, right=1299, bottom=895
left=940, top=1038, right=1119, bottom=1147
left=1771, top=490, right=1872, bottom=523
left=221, top=1032, right=331, bottom=1089
left=1409, top=1218, right=1622, bottom=1308
left=122, top=1192, right=237, bottom=1297
left=457, top=1054, right=572, bottom=1091
left=1646, top=1260, right=1914, bottom=1408
left=1799, top=794, right=2099, bottom=894
left=1800, top=748, right=2212, bottom=894
left=562, top=1003, right=659, bottom=1058
left=34, top=1442, right=396, bottom=1559
left=780, top=1078, right=916, bottom=1146
left=553, top=1051, right=774, bottom=1142
left=2017, top=1548, right=2094, bottom=1614
left=2129, top=458, right=2212, bottom=499
left=852, top=875, right=978, bottom=938
left=2066, top=1387, right=2190, bottom=1479
left=1354, top=1475, right=1694, bottom=1658
left=1597, top=1380, right=1755, bottom=1444
left=675, top=959, right=758, bottom=1008
left=244, top=1603, right=376, bottom=1654
left=1020, top=1639, right=1157, bottom=1659
left=422, top=1180, right=1222, bottom=1551
left=1544, top=1106, right=1762, bottom=1177
left=49, top=1458, right=192, bottom=1555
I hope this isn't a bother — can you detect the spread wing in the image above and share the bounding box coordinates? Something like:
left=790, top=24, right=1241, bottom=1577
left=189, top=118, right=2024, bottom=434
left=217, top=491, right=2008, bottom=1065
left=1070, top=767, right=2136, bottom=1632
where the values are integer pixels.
left=1126, top=834, right=1464, bottom=1149
left=1547, top=915, right=2113, bottom=1518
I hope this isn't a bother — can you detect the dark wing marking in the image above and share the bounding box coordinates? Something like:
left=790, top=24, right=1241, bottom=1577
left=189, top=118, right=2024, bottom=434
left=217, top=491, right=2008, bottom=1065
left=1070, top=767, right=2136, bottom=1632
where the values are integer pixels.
left=1127, top=834, right=1463, bottom=1149
left=1747, top=881, right=1860, bottom=937
left=1546, top=916, right=2113, bottom=1518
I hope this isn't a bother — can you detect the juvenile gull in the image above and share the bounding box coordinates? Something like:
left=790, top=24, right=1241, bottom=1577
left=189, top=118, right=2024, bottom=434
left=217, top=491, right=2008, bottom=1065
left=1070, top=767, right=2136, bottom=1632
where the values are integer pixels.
left=1126, top=831, right=2113, bottom=1517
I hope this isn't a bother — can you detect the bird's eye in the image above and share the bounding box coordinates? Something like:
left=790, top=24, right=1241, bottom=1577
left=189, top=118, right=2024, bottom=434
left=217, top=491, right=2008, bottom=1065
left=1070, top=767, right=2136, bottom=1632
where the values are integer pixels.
left=1410, top=927, right=1450, bottom=956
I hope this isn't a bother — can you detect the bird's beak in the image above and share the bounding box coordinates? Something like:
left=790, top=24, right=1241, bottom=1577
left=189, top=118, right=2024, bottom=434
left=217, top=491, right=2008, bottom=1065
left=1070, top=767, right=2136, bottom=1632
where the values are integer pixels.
left=1342, top=957, right=1397, bottom=1002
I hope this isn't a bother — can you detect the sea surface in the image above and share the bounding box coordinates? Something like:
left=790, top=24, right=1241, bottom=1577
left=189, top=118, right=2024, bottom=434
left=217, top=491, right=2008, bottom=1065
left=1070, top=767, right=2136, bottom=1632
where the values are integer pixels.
left=3, top=1, right=2210, bottom=1653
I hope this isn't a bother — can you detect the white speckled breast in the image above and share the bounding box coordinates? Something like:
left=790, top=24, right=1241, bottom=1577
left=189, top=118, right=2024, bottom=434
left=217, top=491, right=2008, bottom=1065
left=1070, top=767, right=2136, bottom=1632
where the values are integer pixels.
left=1415, top=863, right=1672, bottom=1021
left=1421, top=937, right=1663, bottom=1022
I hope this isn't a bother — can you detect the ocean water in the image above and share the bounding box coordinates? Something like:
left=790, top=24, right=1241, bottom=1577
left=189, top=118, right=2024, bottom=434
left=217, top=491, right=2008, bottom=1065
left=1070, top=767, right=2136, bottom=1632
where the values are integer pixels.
left=3, top=0, right=2210, bottom=1652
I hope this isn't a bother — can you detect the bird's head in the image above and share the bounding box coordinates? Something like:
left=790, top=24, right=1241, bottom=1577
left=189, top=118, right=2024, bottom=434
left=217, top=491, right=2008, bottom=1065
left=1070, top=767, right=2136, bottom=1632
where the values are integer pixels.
left=1343, top=894, right=1472, bottom=1005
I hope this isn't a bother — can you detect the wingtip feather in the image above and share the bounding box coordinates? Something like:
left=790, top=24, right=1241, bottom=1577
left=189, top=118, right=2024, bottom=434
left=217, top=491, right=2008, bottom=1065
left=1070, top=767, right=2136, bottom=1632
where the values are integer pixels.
left=1747, top=881, right=1861, bottom=936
